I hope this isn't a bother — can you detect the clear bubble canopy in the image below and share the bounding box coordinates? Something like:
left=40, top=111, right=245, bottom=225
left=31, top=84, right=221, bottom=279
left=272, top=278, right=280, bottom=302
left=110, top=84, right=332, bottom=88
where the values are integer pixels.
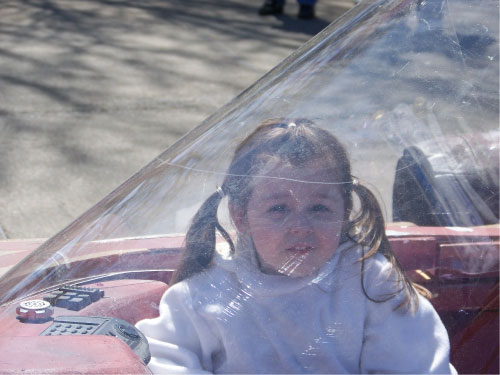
left=0, top=0, right=498, bottom=305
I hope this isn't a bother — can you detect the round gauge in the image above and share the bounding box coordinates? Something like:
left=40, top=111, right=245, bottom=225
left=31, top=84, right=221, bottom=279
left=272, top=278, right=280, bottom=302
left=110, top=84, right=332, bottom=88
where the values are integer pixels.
left=16, top=299, right=53, bottom=321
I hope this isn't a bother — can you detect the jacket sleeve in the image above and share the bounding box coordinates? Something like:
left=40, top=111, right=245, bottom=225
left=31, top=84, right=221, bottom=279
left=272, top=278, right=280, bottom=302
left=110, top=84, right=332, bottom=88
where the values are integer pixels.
left=359, top=256, right=457, bottom=374
left=135, top=282, right=219, bottom=374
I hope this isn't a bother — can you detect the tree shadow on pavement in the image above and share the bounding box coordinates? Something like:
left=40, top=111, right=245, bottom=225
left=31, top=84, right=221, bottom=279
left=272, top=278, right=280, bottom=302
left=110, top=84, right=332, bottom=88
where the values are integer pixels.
left=0, top=0, right=352, bottom=237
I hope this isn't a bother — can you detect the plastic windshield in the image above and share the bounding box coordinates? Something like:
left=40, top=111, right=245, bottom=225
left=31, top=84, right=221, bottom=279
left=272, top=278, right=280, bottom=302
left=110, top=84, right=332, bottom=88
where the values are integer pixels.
left=0, top=0, right=498, bottom=306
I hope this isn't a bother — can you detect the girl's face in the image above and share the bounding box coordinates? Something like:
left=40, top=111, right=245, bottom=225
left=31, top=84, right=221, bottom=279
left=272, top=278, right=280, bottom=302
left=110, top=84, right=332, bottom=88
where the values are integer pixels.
left=237, top=159, right=346, bottom=277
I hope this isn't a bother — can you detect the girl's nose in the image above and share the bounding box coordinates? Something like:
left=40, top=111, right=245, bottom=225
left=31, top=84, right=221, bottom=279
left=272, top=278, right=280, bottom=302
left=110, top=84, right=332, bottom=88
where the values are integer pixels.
left=287, top=213, right=313, bottom=234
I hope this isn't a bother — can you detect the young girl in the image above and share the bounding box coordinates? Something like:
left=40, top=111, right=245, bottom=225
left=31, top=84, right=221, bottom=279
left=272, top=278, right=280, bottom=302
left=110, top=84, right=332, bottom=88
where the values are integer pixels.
left=136, top=119, right=456, bottom=374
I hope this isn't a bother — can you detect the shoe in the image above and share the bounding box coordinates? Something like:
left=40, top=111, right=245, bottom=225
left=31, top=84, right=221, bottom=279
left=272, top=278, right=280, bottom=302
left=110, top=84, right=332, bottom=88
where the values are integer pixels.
left=298, top=4, right=315, bottom=19
left=259, top=0, right=284, bottom=15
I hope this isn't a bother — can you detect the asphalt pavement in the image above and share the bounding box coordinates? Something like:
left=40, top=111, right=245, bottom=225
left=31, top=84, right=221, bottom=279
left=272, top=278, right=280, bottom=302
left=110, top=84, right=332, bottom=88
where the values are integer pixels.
left=0, top=0, right=354, bottom=239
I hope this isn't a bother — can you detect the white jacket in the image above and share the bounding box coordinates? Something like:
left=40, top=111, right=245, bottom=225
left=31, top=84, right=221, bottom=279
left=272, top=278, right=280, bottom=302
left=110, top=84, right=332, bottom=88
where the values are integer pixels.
left=136, top=240, right=456, bottom=374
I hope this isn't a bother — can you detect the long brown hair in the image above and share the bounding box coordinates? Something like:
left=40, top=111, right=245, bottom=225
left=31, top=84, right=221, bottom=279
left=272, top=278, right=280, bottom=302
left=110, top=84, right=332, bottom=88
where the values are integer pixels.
left=172, top=118, right=430, bottom=310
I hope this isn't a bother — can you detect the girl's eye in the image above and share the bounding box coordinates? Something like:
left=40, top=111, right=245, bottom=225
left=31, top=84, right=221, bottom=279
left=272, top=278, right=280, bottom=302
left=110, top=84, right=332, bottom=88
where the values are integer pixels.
left=311, top=204, right=331, bottom=213
left=268, top=204, right=288, bottom=213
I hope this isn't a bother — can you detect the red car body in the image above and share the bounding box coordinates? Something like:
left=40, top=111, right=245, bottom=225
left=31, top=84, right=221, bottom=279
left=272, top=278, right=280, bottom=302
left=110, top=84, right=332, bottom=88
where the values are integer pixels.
left=0, top=224, right=497, bottom=374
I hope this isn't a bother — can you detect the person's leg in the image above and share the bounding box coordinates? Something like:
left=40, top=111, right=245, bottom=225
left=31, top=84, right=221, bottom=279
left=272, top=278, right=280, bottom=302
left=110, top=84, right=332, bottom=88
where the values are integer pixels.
left=259, top=0, right=285, bottom=15
left=297, top=0, right=316, bottom=19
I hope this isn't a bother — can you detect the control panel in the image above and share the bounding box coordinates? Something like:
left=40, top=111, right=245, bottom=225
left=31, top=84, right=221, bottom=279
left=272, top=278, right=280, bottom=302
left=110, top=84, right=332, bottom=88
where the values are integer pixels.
left=41, top=315, right=150, bottom=364
left=0, top=279, right=169, bottom=374
left=43, top=285, right=105, bottom=311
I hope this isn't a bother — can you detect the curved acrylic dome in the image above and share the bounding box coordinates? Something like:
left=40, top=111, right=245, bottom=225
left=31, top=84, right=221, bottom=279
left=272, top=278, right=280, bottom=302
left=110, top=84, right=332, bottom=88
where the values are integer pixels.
left=0, top=0, right=498, bottom=305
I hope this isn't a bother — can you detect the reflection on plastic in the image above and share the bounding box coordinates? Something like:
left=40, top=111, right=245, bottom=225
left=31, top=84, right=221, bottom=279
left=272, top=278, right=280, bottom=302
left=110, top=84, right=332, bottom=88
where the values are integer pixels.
left=0, top=0, right=497, bottom=374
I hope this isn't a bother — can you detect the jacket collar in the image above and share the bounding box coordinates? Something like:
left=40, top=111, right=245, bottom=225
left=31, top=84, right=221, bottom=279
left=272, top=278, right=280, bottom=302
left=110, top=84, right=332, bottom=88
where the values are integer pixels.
left=214, top=236, right=359, bottom=296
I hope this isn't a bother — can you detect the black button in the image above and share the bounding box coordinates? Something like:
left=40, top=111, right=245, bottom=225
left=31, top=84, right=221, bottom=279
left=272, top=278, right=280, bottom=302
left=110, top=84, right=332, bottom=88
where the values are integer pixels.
left=117, top=324, right=140, bottom=339
left=55, top=296, right=70, bottom=308
left=76, top=294, right=91, bottom=305
left=43, top=294, right=59, bottom=305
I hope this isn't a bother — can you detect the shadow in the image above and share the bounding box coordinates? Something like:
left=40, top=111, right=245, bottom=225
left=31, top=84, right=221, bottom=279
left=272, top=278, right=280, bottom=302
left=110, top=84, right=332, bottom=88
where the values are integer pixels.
left=0, top=0, right=349, bottom=158
left=412, top=30, right=496, bottom=65
left=457, top=33, right=497, bottom=69
left=273, top=14, right=332, bottom=36
left=0, top=0, right=351, bottom=237
left=410, top=0, right=498, bottom=68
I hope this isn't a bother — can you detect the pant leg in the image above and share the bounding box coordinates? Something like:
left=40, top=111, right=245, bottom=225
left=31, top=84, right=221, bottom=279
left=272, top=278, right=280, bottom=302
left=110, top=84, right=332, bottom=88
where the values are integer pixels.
left=297, top=0, right=316, bottom=5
